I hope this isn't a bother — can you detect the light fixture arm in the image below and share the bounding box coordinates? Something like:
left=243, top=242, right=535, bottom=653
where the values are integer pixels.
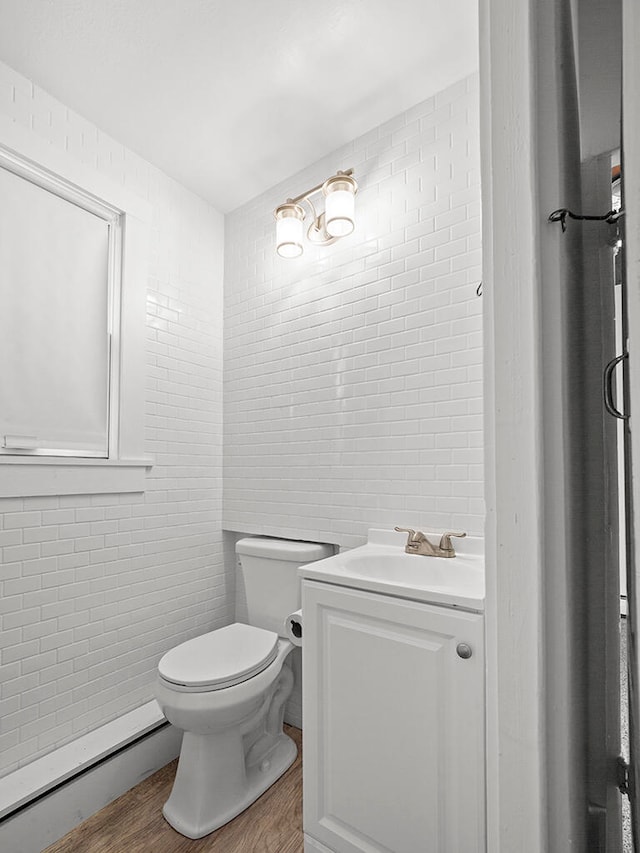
left=301, top=194, right=319, bottom=222
left=298, top=194, right=336, bottom=246
left=287, top=168, right=355, bottom=207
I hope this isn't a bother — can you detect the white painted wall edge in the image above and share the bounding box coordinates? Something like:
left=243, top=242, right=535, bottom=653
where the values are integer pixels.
left=480, top=0, right=546, bottom=850
left=0, top=706, right=182, bottom=853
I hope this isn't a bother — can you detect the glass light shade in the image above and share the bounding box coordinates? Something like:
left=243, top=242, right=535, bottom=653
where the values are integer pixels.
left=325, top=189, right=355, bottom=237
left=323, top=174, right=357, bottom=238
left=275, top=204, right=304, bottom=258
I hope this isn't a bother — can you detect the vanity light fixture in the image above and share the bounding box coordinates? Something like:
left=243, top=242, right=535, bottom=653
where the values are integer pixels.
left=274, top=169, right=357, bottom=258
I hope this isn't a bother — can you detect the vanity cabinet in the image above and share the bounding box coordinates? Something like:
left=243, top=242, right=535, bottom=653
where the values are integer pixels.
left=302, top=580, right=485, bottom=853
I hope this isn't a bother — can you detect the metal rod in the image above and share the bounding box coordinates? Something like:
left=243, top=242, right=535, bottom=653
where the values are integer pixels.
left=287, top=168, right=354, bottom=206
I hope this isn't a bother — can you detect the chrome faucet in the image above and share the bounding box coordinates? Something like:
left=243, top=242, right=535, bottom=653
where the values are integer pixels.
left=394, top=527, right=466, bottom=558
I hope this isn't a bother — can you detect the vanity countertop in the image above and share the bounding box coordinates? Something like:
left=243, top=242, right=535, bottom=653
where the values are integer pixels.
left=299, top=528, right=485, bottom=612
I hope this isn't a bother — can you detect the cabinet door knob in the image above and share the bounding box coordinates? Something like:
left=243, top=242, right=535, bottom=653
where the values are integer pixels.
left=456, top=643, right=473, bottom=659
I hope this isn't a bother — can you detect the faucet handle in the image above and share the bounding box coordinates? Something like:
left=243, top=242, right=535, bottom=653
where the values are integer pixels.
left=438, top=531, right=467, bottom=553
left=395, top=527, right=428, bottom=546
left=395, top=526, right=417, bottom=543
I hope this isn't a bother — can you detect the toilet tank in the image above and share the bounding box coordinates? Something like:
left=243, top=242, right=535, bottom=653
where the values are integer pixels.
left=235, top=537, right=333, bottom=635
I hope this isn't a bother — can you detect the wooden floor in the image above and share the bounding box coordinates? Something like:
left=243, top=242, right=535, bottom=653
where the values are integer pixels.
left=44, top=725, right=303, bottom=853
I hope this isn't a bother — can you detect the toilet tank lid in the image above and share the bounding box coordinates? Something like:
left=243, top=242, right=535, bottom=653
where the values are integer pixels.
left=235, top=537, right=333, bottom=562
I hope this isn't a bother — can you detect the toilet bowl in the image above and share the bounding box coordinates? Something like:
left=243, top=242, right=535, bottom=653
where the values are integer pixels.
left=155, top=536, right=333, bottom=839
left=156, top=624, right=296, bottom=838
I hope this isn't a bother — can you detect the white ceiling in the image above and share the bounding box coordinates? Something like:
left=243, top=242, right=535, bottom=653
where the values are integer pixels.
left=0, top=0, right=478, bottom=212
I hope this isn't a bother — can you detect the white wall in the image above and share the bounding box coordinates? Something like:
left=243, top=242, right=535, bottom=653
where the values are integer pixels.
left=0, top=61, right=227, bottom=776
left=224, top=75, right=482, bottom=549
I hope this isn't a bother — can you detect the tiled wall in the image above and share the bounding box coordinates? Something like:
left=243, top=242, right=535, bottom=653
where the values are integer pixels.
left=224, top=75, right=482, bottom=549
left=0, top=61, right=227, bottom=775
left=0, top=64, right=482, bottom=776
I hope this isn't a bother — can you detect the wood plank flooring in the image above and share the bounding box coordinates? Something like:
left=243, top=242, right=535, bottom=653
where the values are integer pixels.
left=43, top=725, right=303, bottom=853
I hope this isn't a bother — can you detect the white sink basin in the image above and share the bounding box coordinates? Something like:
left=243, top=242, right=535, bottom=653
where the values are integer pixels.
left=299, top=528, right=484, bottom=611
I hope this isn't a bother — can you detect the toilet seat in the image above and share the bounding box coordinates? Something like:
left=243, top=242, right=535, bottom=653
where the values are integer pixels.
left=158, top=623, right=279, bottom=691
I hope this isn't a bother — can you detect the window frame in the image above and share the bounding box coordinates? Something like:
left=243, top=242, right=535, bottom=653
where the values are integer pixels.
left=0, top=116, right=151, bottom=497
left=0, top=153, right=121, bottom=461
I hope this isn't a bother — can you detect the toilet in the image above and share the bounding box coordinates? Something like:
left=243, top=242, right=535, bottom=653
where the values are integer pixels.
left=155, top=536, right=332, bottom=839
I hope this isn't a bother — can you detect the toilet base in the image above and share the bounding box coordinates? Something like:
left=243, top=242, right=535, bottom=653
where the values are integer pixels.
left=162, top=730, right=297, bottom=839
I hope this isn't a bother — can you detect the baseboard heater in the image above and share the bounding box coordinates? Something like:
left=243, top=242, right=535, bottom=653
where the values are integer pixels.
left=0, top=701, right=169, bottom=823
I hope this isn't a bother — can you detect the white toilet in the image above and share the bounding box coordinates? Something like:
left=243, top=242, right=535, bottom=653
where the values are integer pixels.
left=155, top=536, right=332, bottom=839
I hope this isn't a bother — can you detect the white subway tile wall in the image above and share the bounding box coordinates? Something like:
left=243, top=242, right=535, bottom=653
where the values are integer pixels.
left=0, top=61, right=227, bottom=775
left=224, top=75, right=482, bottom=549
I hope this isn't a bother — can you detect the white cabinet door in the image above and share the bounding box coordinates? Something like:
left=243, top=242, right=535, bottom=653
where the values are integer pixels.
left=302, top=581, right=485, bottom=853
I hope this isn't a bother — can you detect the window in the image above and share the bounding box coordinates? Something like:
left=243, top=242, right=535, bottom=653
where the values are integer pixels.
left=0, top=162, right=118, bottom=458
left=0, top=122, right=150, bottom=497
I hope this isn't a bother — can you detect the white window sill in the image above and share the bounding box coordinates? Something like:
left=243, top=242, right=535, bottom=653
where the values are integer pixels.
left=0, top=457, right=152, bottom=498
